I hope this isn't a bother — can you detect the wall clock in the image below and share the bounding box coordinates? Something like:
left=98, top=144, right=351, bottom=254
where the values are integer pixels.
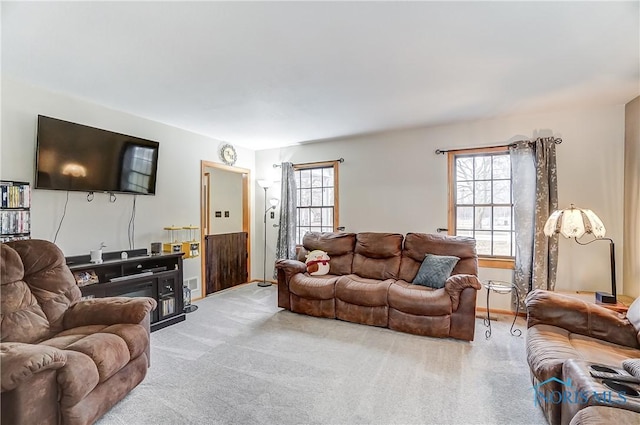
left=219, top=143, right=237, bottom=166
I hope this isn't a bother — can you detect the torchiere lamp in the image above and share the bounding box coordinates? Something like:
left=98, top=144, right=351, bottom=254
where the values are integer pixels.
left=543, top=204, right=616, bottom=304
left=257, top=180, right=279, bottom=287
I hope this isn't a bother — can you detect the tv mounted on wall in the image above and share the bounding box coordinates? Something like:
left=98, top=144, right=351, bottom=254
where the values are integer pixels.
left=35, top=115, right=160, bottom=195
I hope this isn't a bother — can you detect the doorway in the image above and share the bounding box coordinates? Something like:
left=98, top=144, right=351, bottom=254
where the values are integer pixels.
left=199, top=160, right=251, bottom=299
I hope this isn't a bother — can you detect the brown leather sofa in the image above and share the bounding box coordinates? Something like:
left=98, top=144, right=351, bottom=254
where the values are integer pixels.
left=525, top=289, right=640, bottom=425
left=276, top=232, right=481, bottom=341
left=1, top=240, right=157, bottom=425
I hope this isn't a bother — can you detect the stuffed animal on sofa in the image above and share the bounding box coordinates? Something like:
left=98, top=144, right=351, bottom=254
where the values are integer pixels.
left=305, top=250, right=330, bottom=275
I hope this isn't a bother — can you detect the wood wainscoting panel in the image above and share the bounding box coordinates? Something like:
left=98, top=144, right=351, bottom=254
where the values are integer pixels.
left=205, top=232, right=248, bottom=295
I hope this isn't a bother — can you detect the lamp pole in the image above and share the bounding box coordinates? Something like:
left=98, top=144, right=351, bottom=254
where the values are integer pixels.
left=257, top=180, right=278, bottom=288
left=258, top=185, right=272, bottom=287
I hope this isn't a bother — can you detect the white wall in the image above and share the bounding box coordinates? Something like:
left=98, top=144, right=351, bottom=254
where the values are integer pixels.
left=624, top=96, right=640, bottom=298
left=1, top=78, right=256, bottom=299
left=256, top=105, right=627, bottom=309
left=207, top=167, right=244, bottom=235
left=254, top=176, right=281, bottom=283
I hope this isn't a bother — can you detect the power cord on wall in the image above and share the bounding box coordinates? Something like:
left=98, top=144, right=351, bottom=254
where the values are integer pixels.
left=128, top=195, right=137, bottom=249
left=53, top=191, right=70, bottom=243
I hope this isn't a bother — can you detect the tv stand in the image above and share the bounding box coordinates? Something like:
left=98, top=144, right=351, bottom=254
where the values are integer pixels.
left=66, top=250, right=186, bottom=331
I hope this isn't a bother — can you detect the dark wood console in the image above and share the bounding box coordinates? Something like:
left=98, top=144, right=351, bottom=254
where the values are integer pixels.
left=66, top=250, right=185, bottom=332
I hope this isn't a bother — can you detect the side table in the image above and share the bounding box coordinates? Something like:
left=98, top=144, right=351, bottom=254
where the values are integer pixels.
left=483, top=280, right=522, bottom=339
left=555, top=290, right=634, bottom=314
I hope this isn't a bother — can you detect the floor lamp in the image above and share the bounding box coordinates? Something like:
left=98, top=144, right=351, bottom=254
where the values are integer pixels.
left=257, top=180, right=279, bottom=287
left=543, top=204, right=616, bottom=304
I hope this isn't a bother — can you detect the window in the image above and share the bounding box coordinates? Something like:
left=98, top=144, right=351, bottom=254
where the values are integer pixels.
left=448, top=147, right=514, bottom=269
left=294, top=161, right=339, bottom=244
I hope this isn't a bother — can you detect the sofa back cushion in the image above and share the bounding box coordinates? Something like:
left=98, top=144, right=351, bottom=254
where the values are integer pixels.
left=352, top=233, right=403, bottom=280
left=1, top=240, right=81, bottom=342
left=300, top=232, right=356, bottom=276
left=399, top=233, right=478, bottom=282
left=1, top=243, right=50, bottom=343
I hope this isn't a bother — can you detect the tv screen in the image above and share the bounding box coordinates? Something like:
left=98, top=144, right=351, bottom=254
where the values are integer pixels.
left=35, top=115, right=159, bottom=195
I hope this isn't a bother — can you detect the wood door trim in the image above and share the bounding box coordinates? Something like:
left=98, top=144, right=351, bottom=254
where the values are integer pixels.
left=203, top=172, right=211, bottom=235
left=199, top=160, right=251, bottom=300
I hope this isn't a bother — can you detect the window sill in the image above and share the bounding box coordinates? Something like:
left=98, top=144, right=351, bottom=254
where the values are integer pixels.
left=478, top=257, right=515, bottom=270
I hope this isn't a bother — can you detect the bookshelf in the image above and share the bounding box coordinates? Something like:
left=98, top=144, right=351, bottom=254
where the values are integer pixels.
left=1, top=180, right=31, bottom=243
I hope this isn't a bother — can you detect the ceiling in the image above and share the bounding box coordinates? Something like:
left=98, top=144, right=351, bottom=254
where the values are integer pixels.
left=2, top=1, right=639, bottom=151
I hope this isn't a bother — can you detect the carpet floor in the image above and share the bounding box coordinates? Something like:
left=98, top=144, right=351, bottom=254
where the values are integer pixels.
left=96, top=284, right=546, bottom=425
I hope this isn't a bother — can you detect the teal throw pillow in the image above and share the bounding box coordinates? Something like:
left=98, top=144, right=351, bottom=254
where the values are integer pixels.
left=413, top=254, right=460, bottom=289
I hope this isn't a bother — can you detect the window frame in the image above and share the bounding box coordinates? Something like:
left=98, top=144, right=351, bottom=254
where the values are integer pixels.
left=293, top=160, right=340, bottom=244
left=447, top=146, right=515, bottom=270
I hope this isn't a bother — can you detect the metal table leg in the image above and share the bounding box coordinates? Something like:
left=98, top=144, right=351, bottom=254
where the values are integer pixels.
left=484, top=285, right=492, bottom=339
left=510, top=288, right=522, bottom=337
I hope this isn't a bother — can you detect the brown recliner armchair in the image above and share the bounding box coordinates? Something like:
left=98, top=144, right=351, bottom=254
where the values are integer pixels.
left=1, top=239, right=157, bottom=425
left=525, top=289, right=640, bottom=425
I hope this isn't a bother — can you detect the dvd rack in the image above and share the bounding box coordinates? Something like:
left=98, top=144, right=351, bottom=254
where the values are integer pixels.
left=1, top=180, right=31, bottom=242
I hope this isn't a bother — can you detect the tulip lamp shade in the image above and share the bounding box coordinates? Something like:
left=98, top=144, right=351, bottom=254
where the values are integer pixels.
left=543, top=205, right=606, bottom=239
left=543, top=204, right=616, bottom=304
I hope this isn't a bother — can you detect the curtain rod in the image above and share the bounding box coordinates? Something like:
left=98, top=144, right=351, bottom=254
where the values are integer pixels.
left=273, top=158, right=345, bottom=168
left=434, top=137, right=562, bottom=155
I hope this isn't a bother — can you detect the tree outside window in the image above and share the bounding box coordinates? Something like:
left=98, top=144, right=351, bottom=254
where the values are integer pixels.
left=295, top=162, right=339, bottom=244
left=448, top=147, right=514, bottom=269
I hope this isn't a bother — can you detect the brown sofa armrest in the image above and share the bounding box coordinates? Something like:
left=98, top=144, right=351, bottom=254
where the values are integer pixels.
left=444, top=274, right=481, bottom=311
left=275, top=259, right=308, bottom=310
left=525, top=289, right=639, bottom=348
left=1, top=342, right=66, bottom=392
left=275, top=259, right=307, bottom=276
left=63, top=296, right=157, bottom=329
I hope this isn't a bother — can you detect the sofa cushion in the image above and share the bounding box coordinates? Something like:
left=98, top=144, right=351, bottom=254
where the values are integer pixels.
left=1, top=244, right=50, bottom=344
left=56, top=350, right=101, bottom=407
left=352, top=233, right=402, bottom=280
left=413, top=254, right=459, bottom=289
left=61, top=333, right=130, bottom=382
left=569, top=406, right=640, bottom=425
left=301, top=232, right=356, bottom=275
left=623, top=358, right=640, bottom=378
left=101, top=324, right=150, bottom=360
left=335, top=275, right=393, bottom=307
left=388, top=280, right=452, bottom=316
left=5, top=240, right=81, bottom=338
left=42, top=323, right=150, bottom=384
left=289, top=273, right=338, bottom=300
left=399, top=233, right=477, bottom=282
left=527, top=324, right=640, bottom=384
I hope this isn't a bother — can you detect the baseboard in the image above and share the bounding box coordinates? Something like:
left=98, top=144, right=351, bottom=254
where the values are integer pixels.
left=248, top=279, right=278, bottom=285
left=476, top=306, right=526, bottom=318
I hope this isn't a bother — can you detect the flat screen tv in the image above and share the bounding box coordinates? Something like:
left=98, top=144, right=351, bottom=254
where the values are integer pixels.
left=35, top=115, right=159, bottom=195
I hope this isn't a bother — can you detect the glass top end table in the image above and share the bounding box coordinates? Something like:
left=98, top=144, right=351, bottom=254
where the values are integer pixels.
left=482, top=280, right=522, bottom=339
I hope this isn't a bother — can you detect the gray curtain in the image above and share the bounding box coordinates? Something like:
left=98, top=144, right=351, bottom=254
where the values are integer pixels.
left=275, top=162, right=298, bottom=264
left=510, top=138, right=559, bottom=308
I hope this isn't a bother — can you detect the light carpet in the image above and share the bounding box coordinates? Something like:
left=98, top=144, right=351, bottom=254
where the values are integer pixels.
left=96, top=284, right=546, bottom=425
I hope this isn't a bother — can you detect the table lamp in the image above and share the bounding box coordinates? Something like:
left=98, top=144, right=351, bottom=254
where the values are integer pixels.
left=543, top=204, right=616, bottom=304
